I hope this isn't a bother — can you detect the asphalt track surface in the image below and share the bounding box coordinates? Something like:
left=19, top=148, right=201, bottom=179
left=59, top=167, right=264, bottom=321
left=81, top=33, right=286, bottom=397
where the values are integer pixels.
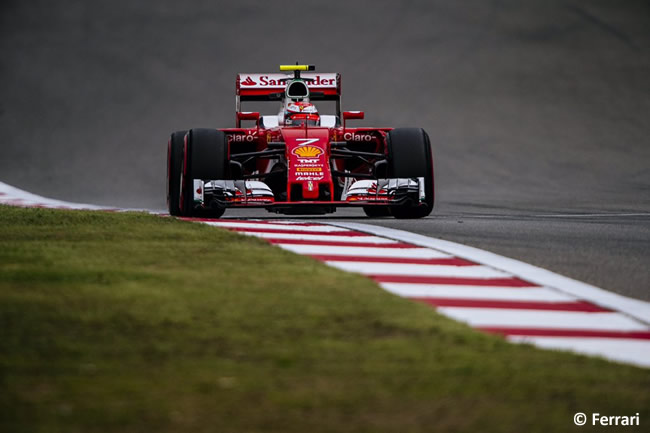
left=1, top=1, right=649, bottom=300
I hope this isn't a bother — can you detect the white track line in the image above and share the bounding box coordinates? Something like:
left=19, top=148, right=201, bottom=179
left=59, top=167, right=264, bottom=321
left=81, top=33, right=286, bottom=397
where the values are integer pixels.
left=276, top=243, right=453, bottom=258
left=527, top=213, right=650, bottom=218
left=380, top=283, right=578, bottom=302
left=238, top=231, right=399, bottom=243
left=437, top=308, right=647, bottom=331
left=446, top=213, right=650, bottom=219
left=0, top=182, right=156, bottom=212
left=326, top=261, right=511, bottom=278
left=0, top=183, right=108, bottom=210
left=204, top=221, right=350, bottom=232
left=325, top=222, right=650, bottom=326
left=507, top=336, right=650, bottom=368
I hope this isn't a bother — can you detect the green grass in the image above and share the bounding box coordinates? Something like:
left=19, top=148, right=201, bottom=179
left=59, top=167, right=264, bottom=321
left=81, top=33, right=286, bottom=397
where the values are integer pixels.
left=0, top=205, right=648, bottom=433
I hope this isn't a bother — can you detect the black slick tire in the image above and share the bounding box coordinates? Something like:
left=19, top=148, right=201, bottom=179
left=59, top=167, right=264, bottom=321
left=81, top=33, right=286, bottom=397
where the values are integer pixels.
left=167, top=130, right=187, bottom=216
left=387, top=128, right=435, bottom=219
left=181, top=128, right=228, bottom=218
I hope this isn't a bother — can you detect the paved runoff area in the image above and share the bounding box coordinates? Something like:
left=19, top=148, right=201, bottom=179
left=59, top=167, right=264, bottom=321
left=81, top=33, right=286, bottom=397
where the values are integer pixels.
left=2, top=181, right=649, bottom=369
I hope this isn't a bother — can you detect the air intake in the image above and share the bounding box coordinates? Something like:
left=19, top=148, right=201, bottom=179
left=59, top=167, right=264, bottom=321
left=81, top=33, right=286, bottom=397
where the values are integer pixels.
left=286, top=80, right=309, bottom=99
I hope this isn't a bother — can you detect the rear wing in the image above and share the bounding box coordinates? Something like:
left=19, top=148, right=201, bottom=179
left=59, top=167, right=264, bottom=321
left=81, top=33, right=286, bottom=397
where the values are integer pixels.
left=236, top=72, right=341, bottom=101
left=235, top=71, right=341, bottom=126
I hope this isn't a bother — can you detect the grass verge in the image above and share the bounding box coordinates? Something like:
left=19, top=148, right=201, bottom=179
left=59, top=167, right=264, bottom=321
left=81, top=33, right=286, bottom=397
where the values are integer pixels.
left=0, top=205, right=648, bottom=432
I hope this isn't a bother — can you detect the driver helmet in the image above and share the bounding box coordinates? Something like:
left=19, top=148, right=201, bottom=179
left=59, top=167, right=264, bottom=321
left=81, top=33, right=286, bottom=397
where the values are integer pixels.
left=284, top=101, right=320, bottom=126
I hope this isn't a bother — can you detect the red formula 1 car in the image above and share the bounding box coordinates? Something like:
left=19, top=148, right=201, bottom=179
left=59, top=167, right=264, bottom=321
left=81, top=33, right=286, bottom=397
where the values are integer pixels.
left=167, top=65, right=434, bottom=218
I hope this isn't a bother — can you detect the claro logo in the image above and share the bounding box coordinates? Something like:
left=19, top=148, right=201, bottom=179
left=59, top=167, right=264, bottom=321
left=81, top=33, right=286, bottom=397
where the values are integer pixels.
left=229, top=133, right=257, bottom=142
left=344, top=132, right=373, bottom=142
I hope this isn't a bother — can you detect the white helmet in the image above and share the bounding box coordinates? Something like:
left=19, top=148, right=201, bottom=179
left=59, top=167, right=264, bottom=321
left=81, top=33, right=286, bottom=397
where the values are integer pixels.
left=284, top=101, right=320, bottom=126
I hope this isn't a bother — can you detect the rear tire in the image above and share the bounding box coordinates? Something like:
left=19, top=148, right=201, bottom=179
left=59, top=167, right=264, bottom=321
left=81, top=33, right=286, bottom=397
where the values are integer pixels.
left=167, top=130, right=187, bottom=216
left=387, top=128, right=435, bottom=219
left=181, top=128, right=228, bottom=218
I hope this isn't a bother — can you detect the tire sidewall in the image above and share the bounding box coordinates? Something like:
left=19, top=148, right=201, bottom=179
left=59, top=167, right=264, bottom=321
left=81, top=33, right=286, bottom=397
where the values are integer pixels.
left=167, top=130, right=186, bottom=216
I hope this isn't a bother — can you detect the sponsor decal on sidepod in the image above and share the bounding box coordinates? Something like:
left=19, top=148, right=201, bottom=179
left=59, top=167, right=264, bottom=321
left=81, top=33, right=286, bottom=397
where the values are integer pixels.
left=343, top=132, right=374, bottom=142
left=229, top=132, right=257, bottom=142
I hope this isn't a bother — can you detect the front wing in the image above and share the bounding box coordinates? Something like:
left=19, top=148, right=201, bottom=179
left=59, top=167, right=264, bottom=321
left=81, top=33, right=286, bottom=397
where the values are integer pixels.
left=191, top=178, right=424, bottom=213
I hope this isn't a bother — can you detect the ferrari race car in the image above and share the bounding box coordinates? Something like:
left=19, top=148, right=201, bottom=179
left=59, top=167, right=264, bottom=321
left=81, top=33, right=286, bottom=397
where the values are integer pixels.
left=166, top=65, right=434, bottom=218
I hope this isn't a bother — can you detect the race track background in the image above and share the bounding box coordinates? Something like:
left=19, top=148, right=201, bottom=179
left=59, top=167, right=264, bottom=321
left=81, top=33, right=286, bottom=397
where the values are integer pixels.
left=0, top=0, right=648, bottom=299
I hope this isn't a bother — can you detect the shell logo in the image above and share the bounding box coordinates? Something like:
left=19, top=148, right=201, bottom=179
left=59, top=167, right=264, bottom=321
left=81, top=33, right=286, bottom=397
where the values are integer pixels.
left=292, top=146, right=323, bottom=158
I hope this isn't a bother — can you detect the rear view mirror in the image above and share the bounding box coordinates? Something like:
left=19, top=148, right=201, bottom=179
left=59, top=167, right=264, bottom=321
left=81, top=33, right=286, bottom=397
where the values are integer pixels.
left=343, top=111, right=364, bottom=129
left=237, top=111, right=260, bottom=120
left=343, top=111, right=364, bottom=120
left=236, top=111, right=260, bottom=128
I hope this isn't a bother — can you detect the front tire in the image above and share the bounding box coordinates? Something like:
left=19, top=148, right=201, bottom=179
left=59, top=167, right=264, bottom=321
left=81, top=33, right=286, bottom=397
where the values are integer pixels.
left=181, top=128, right=228, bottom=217
left=167, top=130, right=187, bottom=216
left=387, top=128, right=435, bottom=219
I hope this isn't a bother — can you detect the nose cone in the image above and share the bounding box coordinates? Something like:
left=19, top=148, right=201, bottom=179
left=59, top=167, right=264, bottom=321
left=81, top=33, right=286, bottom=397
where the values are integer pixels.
left=281, top=128, right=332, bottom=201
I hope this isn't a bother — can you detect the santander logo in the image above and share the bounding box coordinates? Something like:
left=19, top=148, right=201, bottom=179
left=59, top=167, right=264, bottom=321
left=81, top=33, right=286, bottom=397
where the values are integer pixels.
left=241, top=76, right=256, bottom=86
left=249, top=75, right=335, bottom=87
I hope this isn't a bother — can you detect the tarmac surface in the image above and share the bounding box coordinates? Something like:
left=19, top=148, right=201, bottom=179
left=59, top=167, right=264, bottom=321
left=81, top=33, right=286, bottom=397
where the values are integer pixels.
left=1, top=1, right=648, bottom=299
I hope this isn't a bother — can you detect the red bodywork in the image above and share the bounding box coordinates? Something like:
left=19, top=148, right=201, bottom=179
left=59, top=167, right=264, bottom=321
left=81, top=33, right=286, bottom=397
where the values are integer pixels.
left=220, top=122, right=395, bottom=210
left=175, top=69, right=431, bottom=215
left=283, top=128, right=332, bottom=200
